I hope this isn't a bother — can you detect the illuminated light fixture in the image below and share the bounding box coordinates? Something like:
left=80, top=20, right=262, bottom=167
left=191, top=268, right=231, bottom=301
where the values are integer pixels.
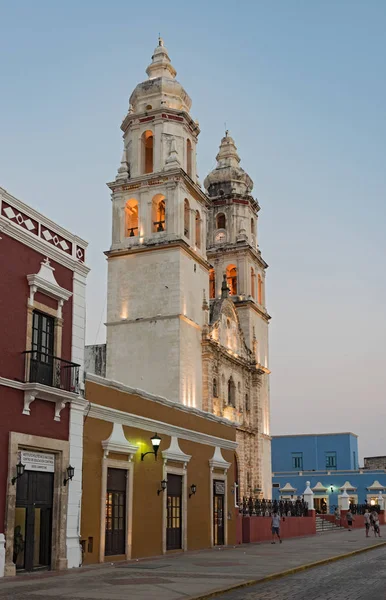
left=330, top=485, right=334, bottom=493
left=11, top=461, right=25, bottom=485
left=63, top=465, right=75, bottom=486
left=157, top=479, right=167, bottom=496
left=141, top=433, right=161, bottom=461
left=189, top=483, right=197, bottom=498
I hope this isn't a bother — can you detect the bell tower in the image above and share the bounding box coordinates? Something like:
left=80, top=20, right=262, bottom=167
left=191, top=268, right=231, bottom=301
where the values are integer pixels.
left=106, top=39, right=210, bottom=408
left=205, top=132, right=272, bottom=493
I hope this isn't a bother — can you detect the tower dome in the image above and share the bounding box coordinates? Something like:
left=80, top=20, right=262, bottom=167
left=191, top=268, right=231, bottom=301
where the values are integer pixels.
left=204, top=132, right=253, bottom=198
left=129, top=38, right=192, bottom=114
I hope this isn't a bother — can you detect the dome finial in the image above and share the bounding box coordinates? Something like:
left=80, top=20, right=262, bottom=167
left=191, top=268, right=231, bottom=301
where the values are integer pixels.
left=146, top=37, right=176, bottom=79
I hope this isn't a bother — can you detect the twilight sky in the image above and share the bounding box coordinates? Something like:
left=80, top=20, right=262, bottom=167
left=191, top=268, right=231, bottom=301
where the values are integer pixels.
left=1, top=0, right=385, bottom=460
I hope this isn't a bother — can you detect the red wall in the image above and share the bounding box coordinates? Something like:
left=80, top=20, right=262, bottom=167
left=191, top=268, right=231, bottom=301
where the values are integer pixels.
left=0, top=387, right=69, bottom=531
left=0, top=233, right=73, bottom=382
left=241, top=513, right=316, bottom=543
left=0, top=233, right=74, bottom=532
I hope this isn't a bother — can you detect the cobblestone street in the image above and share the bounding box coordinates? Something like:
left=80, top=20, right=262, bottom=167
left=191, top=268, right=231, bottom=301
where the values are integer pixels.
left=0, top=528, right=384, bottom=599
left=214, top=546, right=386, bottom=600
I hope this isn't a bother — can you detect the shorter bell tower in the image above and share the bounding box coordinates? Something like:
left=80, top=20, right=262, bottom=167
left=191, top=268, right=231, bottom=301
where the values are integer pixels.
left=105, top=39, right=210, bottom=408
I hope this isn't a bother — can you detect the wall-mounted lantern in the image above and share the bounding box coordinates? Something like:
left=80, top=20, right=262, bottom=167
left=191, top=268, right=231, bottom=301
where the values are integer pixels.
left=189, top=484, right=197, bottom=498
left=63, top=465, right=75, bottom=486
left=157, top=479, right=167, bottom=496
left=11, top=461, right=25, bottom=485
left=330, top=485, right=334, bottom=493
left=141, top=433, right=162, bottom=461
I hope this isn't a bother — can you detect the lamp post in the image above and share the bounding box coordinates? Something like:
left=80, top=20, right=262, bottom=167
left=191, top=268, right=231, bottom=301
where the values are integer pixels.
left=11, top=461, right=25, bottom=485
left=63, top=465, right=75, bottom=486
left=141, top=433, right=162, bottom=461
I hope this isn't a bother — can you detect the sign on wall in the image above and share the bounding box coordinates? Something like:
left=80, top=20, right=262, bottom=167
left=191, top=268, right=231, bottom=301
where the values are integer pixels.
left=20, top=451, right=55, bottom=473
left=215, top=481, right=225, bottom=495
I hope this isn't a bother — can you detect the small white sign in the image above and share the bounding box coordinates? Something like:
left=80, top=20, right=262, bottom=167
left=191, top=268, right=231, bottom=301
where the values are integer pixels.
left=20, top=451, right=55, bottom=473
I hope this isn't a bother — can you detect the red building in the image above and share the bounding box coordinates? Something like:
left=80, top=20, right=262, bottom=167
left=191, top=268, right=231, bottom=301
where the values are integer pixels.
left=0, top=187, right=89, bottom=576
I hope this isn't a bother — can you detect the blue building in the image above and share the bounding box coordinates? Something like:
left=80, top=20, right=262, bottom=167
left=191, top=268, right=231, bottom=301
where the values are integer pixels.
left=272, top=433, right=386, bottom=513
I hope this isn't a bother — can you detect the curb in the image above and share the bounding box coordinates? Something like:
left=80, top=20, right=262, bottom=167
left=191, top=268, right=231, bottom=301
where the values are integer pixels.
left=188, top=541, right=386, bottom=600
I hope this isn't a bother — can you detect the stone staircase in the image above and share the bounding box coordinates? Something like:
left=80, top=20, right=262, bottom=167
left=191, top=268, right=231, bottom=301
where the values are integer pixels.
left=316, top=515, right=345, bottom=533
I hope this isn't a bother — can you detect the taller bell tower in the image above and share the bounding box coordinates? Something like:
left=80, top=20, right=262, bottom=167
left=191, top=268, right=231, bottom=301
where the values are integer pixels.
left=106, top=39, right=210, bottom=408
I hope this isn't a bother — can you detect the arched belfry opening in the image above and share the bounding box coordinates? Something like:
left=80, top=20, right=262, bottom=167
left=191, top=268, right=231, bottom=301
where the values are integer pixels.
left=258, top=274, right=262, bottom=304
left=184, top=199, right=190, bottom=238
left=250, top=268, right=256, bottom=299
left=152, top=194, right=166, bottom=232
left=216, top=213, right=226, bottom=230
left=228, top=376, right=236, bottom=407
left=195, top=210, right=201, bottom=249
left=226, top=264, right=237, bottom=296
left=142, top=130, right=154, bottom=174
left=186, top=139, right=192, bottom=177
left=125, top=199, right=139, bottom=237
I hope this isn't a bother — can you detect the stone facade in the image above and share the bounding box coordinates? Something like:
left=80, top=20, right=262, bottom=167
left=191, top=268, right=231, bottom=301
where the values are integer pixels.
left=98, top=39, right=272, bottom=501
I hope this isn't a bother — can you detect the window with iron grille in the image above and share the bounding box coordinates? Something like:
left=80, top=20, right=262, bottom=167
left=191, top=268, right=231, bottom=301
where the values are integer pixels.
left=325, top=451, right=337, bottom=469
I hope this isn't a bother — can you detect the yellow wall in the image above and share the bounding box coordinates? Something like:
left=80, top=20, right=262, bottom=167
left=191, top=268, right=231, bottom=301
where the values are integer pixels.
left=81, top=380, right=237, bottom=563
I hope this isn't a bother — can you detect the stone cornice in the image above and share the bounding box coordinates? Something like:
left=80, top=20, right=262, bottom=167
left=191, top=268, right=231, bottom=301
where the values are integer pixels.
left=86, top=373, right=238, bottom=435
left=88, top=402, right=238, bottom=451
left=233, top=299, right=271, bottom=323
left=207, top=243, right=268, bottom=270
left=105, top=238, right=211, bottom=271
left=107, top=168, right=210, bottom=208
left=121, top=107, right=200, bottom=137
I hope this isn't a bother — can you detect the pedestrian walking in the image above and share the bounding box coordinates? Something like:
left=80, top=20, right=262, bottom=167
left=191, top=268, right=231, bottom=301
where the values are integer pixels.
left=371, top=510, right=381, bottom=537
left=271, top=511, right=282, bottom=544
left=364, top=509, right=371, bottom=537
left=346, top=509, right=354, bottom=531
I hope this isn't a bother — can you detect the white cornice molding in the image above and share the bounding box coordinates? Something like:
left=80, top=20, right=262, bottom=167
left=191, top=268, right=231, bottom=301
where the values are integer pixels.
left=101, top=423, right=139, bottom=459
left=0, top=215, right=89, bottom=276
left=209, top=446, right=232, bottom=472
left=86, top=373, right=238, bottom=430
left=88, top=403, right=238, bottom=451
left=0, top=187, right=88, bottom=247
left=162, top=436, right=191, bottom=467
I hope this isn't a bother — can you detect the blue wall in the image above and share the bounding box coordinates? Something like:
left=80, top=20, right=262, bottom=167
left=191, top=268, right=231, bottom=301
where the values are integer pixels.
left=272, top=433, right=359, bottom=473
left=272, top=470, right=386, bottom=510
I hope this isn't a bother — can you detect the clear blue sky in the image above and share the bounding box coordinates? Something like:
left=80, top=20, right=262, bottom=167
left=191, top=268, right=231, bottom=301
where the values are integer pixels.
left=1, top=0, right=385, bottom=459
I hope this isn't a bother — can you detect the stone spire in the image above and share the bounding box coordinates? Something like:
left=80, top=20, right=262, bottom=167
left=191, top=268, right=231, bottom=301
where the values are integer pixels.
left=164, top=137, right=181, bottom=170
left=221, top=274, right=229, bottom=299
left=204, top=131, right=253, bottom=197
left=146, top=37, right=177, bottom=80
left=116, top=147, right=129, bottom=181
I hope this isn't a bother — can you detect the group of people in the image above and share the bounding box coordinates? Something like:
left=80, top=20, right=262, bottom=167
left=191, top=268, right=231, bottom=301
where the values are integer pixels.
left=270, top=507, right=382, bottom=544
left=335, top=506, right=381, bottom=536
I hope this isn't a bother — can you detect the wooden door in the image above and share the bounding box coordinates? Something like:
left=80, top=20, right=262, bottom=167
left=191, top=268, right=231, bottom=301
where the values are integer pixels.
left=166, top=475, right=182, bottom=551
left=213, top=480, right=225, bottom=546
left=105, top=468, right=126, bottom=556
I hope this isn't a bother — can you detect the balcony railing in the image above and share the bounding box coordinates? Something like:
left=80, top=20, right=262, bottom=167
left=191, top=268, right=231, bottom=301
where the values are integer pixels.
left=23, top=351, right=80, bottom=394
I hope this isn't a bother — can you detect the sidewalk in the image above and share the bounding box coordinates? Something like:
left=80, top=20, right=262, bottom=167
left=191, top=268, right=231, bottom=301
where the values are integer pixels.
left=0, top=527, right=385, bottom=600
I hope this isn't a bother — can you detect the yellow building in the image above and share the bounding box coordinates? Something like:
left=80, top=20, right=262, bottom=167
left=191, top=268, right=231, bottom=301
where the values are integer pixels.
left=81, top=376, right=238, bottom=563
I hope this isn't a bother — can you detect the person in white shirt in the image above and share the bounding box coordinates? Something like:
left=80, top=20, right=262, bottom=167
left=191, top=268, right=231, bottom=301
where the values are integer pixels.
left=271, top=512, right=282, bottom=544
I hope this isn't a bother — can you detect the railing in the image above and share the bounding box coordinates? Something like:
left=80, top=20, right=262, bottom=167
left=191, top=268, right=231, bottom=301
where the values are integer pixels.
left=23, top=351, right=80, bottom=394
left=240, top=497, right=309, bottom=517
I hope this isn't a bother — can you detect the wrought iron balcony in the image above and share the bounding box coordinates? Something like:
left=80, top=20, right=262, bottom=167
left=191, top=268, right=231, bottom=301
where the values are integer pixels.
left=23, top=351, right=80, bottom=394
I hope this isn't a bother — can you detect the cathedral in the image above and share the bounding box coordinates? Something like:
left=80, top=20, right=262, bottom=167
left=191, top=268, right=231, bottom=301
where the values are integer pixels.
left=94, top=38, right=271, bottom=498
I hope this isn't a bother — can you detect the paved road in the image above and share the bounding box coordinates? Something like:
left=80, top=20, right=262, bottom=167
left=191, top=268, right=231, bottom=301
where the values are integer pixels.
left=214, top=546, right=386, bottom=600
left=0, top=529, right=384, bottom=599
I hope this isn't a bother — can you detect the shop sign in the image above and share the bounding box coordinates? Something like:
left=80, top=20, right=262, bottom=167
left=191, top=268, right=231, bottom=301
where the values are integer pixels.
left=20, top=451, right=55, bottom=473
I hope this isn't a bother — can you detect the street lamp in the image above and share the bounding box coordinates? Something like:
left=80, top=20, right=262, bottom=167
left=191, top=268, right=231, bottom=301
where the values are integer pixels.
left=141, top=433, right=162, bottom=461
left=157, top=479, right=168, bottom=495
left=11, top=461, right=25, bottom=485
left=189, top=484, right=197, bottom=498
left=63, top=465, right=75, bottom=486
